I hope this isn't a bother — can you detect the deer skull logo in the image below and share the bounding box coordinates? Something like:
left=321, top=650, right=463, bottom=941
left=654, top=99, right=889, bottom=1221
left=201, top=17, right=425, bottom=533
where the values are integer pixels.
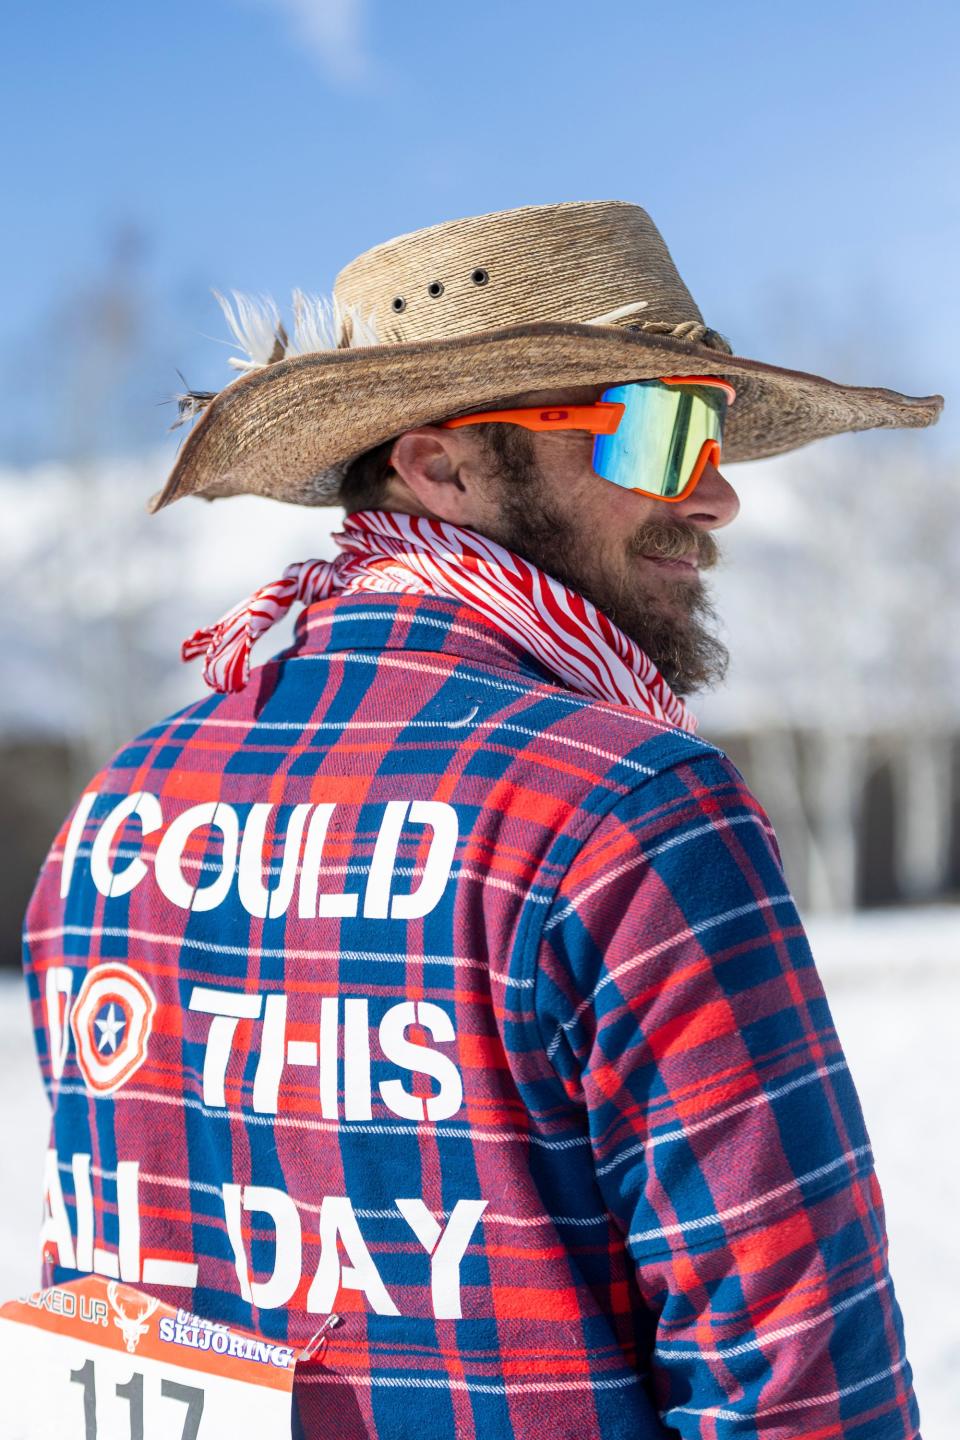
left=107, top=1282, right=160, bottom=1354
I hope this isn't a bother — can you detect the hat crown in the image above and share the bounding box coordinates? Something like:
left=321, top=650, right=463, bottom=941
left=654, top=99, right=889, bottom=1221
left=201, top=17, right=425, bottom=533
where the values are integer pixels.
left=334, top=200, right=705, bottom=345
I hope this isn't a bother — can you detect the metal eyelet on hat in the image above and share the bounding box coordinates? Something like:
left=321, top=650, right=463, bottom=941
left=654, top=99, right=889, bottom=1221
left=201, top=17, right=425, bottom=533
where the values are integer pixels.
left=427, top=280, right=445, bottom=298
left=391, top=296, right=406, bottom=313
left=471, top=268, right=489, bottom=285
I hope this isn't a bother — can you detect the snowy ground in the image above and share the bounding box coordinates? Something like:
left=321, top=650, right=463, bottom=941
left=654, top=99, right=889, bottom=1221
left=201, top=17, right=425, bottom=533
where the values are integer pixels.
left=1, top=906, right=957, bottom=1436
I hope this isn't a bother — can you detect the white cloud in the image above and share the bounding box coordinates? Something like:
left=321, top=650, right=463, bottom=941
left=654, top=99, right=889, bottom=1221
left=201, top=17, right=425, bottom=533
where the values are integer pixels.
left=244, top=0, right=376, bottom=88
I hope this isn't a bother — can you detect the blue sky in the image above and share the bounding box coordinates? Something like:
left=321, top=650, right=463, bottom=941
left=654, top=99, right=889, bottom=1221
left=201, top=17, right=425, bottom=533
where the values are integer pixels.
left=2, top=0, right=957, bottom=460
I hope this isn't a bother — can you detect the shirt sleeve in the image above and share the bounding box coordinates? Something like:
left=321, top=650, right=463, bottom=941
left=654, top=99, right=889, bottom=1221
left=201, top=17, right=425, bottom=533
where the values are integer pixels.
left=534, top=751, right=920, bottom=1439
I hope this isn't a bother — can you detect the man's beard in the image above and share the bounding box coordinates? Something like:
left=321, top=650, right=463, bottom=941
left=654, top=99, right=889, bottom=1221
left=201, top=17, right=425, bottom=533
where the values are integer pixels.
left=483, top=433, right=729, bottom=697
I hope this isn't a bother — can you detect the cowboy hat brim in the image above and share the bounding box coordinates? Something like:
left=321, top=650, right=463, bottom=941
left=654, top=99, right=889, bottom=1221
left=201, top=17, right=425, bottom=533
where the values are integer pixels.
left=149, top=321, right=944, bottom=512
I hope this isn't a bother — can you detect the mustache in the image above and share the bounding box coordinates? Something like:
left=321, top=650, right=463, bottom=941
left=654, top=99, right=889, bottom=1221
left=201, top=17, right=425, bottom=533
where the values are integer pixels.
left=628, top=518, right=720, bottom=570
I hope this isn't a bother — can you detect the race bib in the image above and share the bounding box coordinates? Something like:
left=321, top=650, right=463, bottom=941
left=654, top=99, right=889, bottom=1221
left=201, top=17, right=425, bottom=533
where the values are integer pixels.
left=0, top=1275, right=329, bottom=1438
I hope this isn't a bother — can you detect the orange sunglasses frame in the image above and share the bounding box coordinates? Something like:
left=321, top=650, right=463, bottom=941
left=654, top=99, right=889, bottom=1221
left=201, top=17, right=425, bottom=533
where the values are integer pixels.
left=439, top=375, right=737, bottom=503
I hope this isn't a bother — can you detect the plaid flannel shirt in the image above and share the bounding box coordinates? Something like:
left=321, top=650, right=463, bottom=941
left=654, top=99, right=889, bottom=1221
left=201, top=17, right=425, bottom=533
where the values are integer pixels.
left=22, top=590, right=919, bottom=1438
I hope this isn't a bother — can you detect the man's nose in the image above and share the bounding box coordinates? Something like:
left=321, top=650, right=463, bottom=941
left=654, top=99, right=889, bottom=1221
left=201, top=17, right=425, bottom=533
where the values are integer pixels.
left=675, top=461, right=740, bottom=528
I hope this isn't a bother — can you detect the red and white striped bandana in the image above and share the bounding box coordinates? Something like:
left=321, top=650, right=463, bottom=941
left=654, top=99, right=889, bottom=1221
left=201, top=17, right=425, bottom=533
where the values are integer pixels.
left=182, top=509, right=696, bottom=732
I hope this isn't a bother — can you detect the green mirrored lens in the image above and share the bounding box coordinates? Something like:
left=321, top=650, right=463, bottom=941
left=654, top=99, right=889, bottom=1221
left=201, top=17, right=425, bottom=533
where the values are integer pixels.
left=592, top=382, right=726, bottom=497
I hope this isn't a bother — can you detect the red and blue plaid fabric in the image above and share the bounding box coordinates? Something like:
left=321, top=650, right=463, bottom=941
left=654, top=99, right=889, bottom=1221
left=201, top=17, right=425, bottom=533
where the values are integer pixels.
left=22, top=589, right=919, bottom=1438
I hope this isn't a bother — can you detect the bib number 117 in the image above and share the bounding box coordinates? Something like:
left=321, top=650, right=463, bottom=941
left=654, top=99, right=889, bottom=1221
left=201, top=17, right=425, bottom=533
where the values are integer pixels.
left=70, top=1357, right=204, bottom=1440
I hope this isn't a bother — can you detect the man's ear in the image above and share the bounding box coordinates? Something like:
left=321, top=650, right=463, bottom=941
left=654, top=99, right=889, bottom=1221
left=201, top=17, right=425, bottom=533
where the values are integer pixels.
left=387, top=427, right=476, bottom=522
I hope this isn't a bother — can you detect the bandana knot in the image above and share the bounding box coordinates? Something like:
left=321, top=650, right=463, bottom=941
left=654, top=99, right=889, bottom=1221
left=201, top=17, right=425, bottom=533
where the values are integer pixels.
left=181, top=558, right=340, bottom=694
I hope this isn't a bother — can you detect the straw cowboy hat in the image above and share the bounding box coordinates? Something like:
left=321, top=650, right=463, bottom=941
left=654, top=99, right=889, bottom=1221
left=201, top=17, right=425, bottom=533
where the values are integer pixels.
left=150, top=200, right=943, bottom=512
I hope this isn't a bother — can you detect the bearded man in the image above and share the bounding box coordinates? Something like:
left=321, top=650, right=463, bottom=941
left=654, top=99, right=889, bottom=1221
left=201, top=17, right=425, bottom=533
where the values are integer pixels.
left=23, top=201, right=942, bottom=1439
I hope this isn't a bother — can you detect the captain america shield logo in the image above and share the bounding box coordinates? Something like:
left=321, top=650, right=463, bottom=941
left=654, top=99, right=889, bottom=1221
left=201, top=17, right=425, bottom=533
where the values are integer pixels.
left=70, top=963, right=157, bottom=1096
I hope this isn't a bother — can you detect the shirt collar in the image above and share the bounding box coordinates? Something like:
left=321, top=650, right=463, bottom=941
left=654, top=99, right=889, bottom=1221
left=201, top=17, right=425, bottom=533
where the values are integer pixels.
left=281, top=590, right=558, bottom=686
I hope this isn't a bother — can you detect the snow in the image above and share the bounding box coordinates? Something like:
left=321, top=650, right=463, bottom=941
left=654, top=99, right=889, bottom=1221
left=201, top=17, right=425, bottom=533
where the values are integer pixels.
left=1, top=906, right=957, bottom=1434
left=803, top=908, right=960, bottom=1436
